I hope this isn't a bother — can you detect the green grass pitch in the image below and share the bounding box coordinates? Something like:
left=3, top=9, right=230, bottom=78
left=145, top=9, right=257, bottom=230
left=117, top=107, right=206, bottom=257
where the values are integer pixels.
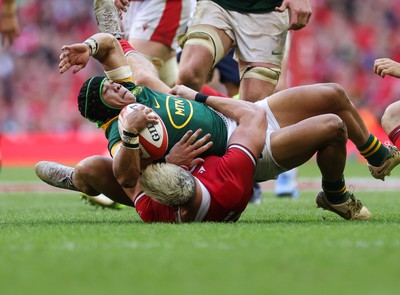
left=1, top=160, right=400, bottom=295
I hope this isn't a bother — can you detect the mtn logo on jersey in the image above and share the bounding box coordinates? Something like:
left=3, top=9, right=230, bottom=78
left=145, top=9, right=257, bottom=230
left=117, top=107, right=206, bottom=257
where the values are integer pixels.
left=166, top=96, right=194, bottom=129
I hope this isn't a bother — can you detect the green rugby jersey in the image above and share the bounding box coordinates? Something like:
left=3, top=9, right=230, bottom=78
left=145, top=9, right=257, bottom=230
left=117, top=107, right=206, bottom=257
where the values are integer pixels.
left=106, top=82, right=228, bottom=157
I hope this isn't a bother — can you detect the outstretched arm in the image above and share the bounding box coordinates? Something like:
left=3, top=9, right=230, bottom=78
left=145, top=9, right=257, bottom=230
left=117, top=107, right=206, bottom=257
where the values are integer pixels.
left=374, top=58, right=400, bottom=78
left=59, top=32, right=171, bottom=92
left=59, top=33, right=126, bottom=74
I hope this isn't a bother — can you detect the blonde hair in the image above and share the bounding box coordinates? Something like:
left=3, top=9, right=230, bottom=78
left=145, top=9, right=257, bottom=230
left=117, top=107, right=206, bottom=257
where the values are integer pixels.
left=139, top=163, right=196, bottom=206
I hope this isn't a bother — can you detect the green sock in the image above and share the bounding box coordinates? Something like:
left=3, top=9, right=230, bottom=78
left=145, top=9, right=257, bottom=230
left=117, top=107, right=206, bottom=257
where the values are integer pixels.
left=322, top=177, right=348, bottom=204
left=358, top=134, right=388, bottom=167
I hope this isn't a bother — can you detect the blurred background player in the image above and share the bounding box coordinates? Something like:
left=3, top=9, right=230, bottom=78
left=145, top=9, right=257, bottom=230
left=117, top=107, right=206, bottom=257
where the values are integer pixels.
left=104, top=0, right=193, bottom=87
left=0, top=0, right=19, bottom=47
left=0, top=0, right=19, bottom=171
left=375, top=58, right=400, bottom=151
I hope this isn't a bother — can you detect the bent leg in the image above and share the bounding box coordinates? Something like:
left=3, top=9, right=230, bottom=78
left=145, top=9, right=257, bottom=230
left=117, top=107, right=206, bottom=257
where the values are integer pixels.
left=74, top=156, right=133, bottom=206
left=238, top=61, right=280, bottom=102
left=270, top=114, right=348, bottom=182
left=178, top=25, right=233, bottom=91
left=267, top=83, right=370, bottom=146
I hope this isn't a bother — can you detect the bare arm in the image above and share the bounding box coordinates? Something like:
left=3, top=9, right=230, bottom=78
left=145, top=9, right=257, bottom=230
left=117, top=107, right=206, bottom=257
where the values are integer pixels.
left=59, top=32, right=171, bottom=92
left=125, top=51, right=171, bottom=93
left=374, top=58, right=400, bottom=78
left=113, top=105, right=158, bottom=188
left=59, top=33, right=126, bottom=74
left=170, top=85, right=266, bottom=158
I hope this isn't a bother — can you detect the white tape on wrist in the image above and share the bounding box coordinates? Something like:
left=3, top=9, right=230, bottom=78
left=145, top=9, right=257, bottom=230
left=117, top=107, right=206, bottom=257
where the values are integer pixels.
left=121, top=130, right=139, bottom=149
left=83, top=37, right=99, bottom=56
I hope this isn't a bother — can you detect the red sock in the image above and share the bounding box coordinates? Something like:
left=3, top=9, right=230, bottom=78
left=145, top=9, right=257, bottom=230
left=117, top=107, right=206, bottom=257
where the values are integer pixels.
left=119, top=40, right=135, bottom=55
left=201, top=85, right=228, bottom=97
left=388, top=124, right=400, bottom=149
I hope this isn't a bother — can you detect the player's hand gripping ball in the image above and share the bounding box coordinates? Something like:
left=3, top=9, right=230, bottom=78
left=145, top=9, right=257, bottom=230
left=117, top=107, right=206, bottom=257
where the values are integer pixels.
left=118, top=103, right=168, bottom=160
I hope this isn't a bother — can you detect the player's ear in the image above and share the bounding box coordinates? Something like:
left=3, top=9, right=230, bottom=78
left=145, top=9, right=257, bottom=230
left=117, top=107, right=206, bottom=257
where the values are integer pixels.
left=180, top=165, right=189, bottom=171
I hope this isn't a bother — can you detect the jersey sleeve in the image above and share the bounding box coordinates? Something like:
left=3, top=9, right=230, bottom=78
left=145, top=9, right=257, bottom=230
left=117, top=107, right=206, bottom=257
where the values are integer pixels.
left=134, top=193, right=176, bottom=223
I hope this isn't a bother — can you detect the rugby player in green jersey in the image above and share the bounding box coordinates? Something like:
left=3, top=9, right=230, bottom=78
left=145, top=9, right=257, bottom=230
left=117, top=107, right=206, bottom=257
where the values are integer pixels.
left=40, top=32, right=399, bottom=219
left=58, top=32, right=400, bottom=184
left=60, top=32, right=232, bottom=160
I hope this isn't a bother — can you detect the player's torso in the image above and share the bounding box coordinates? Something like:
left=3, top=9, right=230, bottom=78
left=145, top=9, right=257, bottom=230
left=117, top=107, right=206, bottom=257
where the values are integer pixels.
left=132, top=86, right=228, bottom=156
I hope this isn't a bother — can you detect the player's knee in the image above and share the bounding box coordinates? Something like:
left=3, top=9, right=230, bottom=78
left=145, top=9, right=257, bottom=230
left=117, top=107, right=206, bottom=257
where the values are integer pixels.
left=240, top=66, right=281, bottom=86
left=326, top=115, right=348, bottom=143
left=178, top=65, right=205, bottom=91
left=323, top=83, right=352, bottom=109
left=75, top=156, right=105, bottom=195
left=178, top=25, right=224, bottom=68
left=325, top=83, right=347, bottom=99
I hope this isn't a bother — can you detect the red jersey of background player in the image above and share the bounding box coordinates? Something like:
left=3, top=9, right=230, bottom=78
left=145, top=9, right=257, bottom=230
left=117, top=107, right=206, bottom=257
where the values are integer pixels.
left=133, top=145, right=256, bottom=223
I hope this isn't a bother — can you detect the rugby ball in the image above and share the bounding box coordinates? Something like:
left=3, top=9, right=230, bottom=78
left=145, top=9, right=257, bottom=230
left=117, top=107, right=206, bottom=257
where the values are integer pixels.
left=118, top=103, right=168, bottom=160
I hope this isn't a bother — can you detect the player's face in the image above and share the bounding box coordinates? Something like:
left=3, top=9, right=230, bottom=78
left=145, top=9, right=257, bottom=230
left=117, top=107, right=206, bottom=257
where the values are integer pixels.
left=102, top=80, right=136, bottom=108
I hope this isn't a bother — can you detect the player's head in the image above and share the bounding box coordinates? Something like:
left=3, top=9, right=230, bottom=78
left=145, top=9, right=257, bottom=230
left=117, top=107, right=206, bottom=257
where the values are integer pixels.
left=139, top=163, right=196, bottom=206
left=78, top=76, right=135, bottom=127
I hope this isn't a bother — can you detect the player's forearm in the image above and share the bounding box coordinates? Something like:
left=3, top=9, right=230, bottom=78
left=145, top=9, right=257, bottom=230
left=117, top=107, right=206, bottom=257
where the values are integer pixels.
left=113, top=145, right=142, bottom=188
left=200, top=93, right=260, bottom=124
left=85, top=33, right=127, bottom=71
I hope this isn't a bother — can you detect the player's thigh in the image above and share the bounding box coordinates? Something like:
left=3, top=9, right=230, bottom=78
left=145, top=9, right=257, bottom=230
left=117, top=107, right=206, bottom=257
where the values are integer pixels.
left=239, top=66, right=278, bottom=101
left=126, top=0, right=192, bottom=51
left=233, top=10, right=289, bottom=65
left=270, top=115, right=343, bottom=168
left=268, top=83, right=345, bottom=128
left=129, top=39, right=174, bottom=61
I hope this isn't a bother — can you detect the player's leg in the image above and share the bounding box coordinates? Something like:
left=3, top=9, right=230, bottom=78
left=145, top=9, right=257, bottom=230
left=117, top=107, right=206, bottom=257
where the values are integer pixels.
left=125, top=0, right=192, bottom=87
left=234, top=10, right=289, bottom=102
left=270, top=115, right=370, bottom=220
left=274, top=169, right=299, bottom=198
left=178, top=24, right=232, bottom=91
left=382, top=100, right=400, bottom=149
left=94, top=0, right=123, bottom=39
left=267, top=83, right=370, bottom=145
left=177, top=0, right=234, bottom=91
left=238, top=61, right=280, bottom=102
left=266, top=83, right=400, bottom=180
left=35, top=156, right=133, bottom=207
left=272, top=32, right=299, bottom=198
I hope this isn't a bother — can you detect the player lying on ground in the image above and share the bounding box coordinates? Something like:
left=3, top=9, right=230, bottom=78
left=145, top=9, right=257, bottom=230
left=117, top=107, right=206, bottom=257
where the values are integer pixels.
left=39, top=34, right=400, bottom=220
left=36, top=82, right=371, bottom=221
left=58, top=33, right=400, bottom=183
